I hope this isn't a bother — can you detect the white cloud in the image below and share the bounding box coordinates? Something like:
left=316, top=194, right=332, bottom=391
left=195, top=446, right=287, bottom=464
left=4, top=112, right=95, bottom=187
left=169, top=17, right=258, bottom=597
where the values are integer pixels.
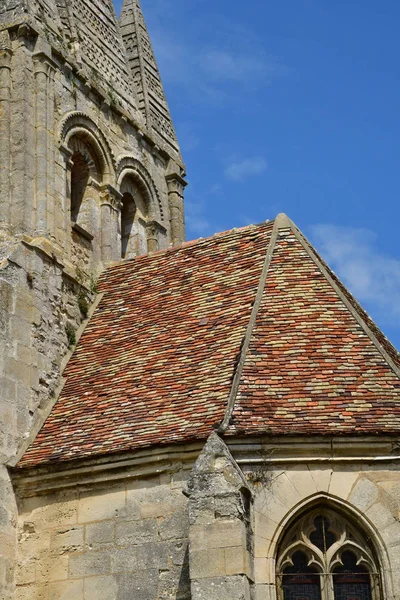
left=224, top=157, right=267, bottom=182
left=146, top=19, right=284, bottom=106
left=310, top=224, right=400, bottom=323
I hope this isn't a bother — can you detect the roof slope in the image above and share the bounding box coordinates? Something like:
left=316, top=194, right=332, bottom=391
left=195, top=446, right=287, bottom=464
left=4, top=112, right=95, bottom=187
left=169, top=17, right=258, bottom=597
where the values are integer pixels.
left=19, top=222, right=274, bottom=467
left=225, top=218, right=400, bottom=436
left=19, top=216, right=400, bottom=468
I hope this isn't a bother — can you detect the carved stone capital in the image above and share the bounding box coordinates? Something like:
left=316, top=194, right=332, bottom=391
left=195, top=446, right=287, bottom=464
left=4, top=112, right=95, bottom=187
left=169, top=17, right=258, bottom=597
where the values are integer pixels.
left=100, top=184, right=123, bottom=210
left=146, top=220, right=167, bottom=238
left=59, top=143, right=74, bottom=166
left=33, top=52, right=57, bottom=77
left=166, top=172, right=187, bottom=197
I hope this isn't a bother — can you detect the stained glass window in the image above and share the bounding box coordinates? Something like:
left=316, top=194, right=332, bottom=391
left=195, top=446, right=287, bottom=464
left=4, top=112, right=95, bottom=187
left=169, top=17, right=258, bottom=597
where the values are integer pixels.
left=276, top=509, right=380, bottom=600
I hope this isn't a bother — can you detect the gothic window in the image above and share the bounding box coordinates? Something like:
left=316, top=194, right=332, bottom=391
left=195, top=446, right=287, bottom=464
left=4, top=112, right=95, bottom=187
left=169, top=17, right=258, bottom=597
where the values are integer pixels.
left=119, top=176, right=149, bottom=258
left=276, top=508, right=380, bottom=600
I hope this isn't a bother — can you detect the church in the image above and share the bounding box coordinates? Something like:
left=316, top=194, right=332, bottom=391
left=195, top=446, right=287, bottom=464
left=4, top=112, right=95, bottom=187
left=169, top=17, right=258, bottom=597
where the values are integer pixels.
left=0, top=1, right=399, bottom=599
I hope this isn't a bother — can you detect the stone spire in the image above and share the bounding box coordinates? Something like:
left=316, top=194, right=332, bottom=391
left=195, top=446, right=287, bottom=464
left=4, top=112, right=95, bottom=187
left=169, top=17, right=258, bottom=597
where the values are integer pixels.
left=119, top=0, right=181, bottom=158
left=56, top=0, right=138, bottom=111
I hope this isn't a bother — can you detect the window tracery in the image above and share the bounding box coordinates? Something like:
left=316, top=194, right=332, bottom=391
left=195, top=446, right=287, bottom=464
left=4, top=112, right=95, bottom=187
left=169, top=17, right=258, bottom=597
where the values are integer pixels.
left=276, top=508, right=380, bottom=600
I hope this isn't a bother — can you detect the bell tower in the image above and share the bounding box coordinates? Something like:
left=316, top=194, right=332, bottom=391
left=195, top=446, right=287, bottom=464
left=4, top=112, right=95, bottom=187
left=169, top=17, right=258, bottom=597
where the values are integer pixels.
left=0, top=4, right=186, bottom=596
left=0, top=0, right=186, bottom=272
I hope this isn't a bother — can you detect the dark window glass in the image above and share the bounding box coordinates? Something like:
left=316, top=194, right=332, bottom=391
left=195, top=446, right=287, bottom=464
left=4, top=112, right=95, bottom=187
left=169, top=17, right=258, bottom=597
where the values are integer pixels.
left=282, top=551, right=322, bottom=600
left=333, top=551, right=372, bottom=600
left=309, top=516, right=337, bottom=551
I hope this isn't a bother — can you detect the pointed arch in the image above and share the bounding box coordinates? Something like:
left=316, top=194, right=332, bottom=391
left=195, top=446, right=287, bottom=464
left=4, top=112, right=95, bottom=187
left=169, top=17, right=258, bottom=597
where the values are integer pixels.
left=272, top=494, right=393, bottom=600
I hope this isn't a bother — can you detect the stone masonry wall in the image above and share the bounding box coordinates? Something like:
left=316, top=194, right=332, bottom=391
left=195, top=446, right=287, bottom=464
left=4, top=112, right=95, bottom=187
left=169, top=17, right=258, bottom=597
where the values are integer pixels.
left=15, top=472, right=190, bottom=600
left=0, top=242, right=95, bottom=598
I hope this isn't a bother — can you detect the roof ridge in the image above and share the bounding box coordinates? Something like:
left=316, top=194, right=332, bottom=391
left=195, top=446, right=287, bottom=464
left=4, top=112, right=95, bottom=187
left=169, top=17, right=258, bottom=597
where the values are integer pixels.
left=219, top=217, right=281, bottom=432
left=289, top=220, right=400, bottom=379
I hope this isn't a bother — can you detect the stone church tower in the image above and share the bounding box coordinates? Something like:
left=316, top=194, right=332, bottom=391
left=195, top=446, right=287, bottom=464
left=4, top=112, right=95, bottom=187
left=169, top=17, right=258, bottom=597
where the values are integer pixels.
left=0, top=1, right=185, bottom=596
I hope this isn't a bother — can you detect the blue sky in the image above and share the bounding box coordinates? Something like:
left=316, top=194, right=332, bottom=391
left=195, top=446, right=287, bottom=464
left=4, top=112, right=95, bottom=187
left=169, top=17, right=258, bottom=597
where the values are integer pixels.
left=115, top=0, right=400, bottom=349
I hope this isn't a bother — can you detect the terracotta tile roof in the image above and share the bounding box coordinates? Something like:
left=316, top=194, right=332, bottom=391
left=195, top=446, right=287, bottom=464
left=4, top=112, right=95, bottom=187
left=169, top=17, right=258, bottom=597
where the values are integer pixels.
left=18, top=222, right=274, bottom=467
left=225, top=219, right=400, bottom=437
left=18, top=215, right=400, bottom=468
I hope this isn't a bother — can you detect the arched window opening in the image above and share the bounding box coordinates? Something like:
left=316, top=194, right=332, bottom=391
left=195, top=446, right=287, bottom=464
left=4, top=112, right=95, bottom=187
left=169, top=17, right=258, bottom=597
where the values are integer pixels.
left=70, top=152, right=89, bottom=223
left=276, top=508, right=381, bottom=600
left=119, top=176, right=149, bottom=258
left=121, top=193, right=136, bottom=259
left=69, top=136, right=101, bottom=230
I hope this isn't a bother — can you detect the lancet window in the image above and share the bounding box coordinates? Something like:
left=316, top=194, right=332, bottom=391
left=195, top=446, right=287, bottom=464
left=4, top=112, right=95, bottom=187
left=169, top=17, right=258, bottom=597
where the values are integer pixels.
left=276, top=508, right=381, bottom=600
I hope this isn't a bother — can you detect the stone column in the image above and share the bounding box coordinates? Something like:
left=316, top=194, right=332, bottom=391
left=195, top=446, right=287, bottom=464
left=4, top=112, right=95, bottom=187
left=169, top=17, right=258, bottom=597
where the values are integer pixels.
left=100, top=185, right=123, bottom=265
left=185, top=433, right=254, bottom=600
left=59, top=144, right=74, bottom=259
left=33, top=55, right=56, bottom=236
left=166, top=173, right=186, bottom=246
left=0, top=38, right=12, bottom=235
left=11, top=25, right=36, bottom=235
left=146, top=220, right=168, bottom=253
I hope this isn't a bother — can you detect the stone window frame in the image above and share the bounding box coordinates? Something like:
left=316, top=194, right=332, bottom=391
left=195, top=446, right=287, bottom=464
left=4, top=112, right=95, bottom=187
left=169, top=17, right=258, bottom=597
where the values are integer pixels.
left=116, top=158, right=167, bottom=256
left=276, top=506, right=382, bottom=600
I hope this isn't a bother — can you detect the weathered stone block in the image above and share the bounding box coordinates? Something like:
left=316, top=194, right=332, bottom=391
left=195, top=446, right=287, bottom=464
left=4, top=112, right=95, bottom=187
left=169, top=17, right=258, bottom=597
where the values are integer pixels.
left=36, top=552, right=69, bottom=582
left=190, top=548, right=225, bottom=579
left=51, top=526, right=84, bottom=554
left=111, top=546, right=139, bottom=574
left=159, top=509, right=189, bottom=541
left=115, top=518, right=157, bottom=546
left=348, top=477, right=379, bottom=511
left=191, top=575, right=251, bottom=600
left=78, top=485, right=125, bottom=523
left=21, top=493, right=78, bottom=529
left=83, top=575, right=118, bottom=600
left=225, top=547, right=251, bottom=577
left=86, top=521, right=114, bottom=549
left=69, top=550, right=111, bottom=578
left=137, top=542, right=168, bottom=571
left=117, top=570, right=158, bottom=600
left=49, top=578, right=84, bottom=600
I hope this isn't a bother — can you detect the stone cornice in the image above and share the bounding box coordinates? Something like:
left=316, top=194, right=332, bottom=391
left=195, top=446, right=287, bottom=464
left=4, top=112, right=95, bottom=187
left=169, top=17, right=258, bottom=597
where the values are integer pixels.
left=226, top=435, right=400, bottom=465
left=10, top=434, right=400, bottom=497
left=11, top=442, right=203, bottom=497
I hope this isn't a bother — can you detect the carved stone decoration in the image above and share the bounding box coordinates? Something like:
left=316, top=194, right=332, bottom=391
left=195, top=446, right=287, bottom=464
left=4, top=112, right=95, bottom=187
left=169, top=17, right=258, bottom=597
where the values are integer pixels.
left=119, top=0, right=181, bottom=157
left=116, top=155, right=164, bottom=222
left=62, top=0, right=137, bottom=108
left=276, top=508, right=381, bottom=600
left=60, top=111, right=115, bottom=184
